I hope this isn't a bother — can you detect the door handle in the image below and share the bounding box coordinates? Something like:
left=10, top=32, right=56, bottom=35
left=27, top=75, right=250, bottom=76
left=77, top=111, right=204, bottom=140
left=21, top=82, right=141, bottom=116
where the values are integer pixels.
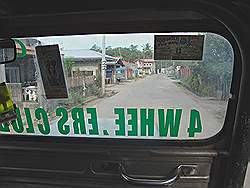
left=119, top=164, right=197, bottom=186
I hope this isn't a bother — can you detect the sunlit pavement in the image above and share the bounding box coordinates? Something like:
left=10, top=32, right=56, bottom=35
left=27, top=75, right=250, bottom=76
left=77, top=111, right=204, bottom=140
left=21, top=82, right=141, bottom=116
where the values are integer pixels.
left=90, top=74, right=227, bottom=139
left=50, top=74, right=227, bottom=139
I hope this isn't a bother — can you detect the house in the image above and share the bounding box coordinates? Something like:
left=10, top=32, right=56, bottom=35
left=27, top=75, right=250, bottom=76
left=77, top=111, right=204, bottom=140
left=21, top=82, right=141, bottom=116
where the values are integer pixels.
left=4, top=39, right=40, bottom=103
left=135, top=59, right=155, bottom=75
left=5, top=39, right=39, bottom=85
left=122, top=60, right=138, bottom=79
left=63, top=49, right=124, bottom=84
left=106, top=59, right=124, bottom=83
left=176, top=65, right=192, bottom=79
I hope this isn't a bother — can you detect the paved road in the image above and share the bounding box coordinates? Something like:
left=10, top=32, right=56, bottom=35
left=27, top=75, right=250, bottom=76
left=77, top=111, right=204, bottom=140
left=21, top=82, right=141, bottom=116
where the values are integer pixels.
left=47, top=74, right=226, bottom=139
left=87, top=74, right=226, bottom=139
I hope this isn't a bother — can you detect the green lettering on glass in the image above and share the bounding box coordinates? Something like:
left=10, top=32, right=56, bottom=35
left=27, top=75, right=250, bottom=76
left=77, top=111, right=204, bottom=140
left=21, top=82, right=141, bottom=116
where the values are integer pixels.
left=127, top=108, right=138, bottom=136
left=114, top=108, right=125, bottom=136
left=72, top=108, right=86, bottom=134
left=158, top=109, right=182, bottom=137
left=0, top=123, right=10, bottom=132
left=24, top=108, right=35, bottom=133
left=13, top=39, right=27, bottom=57
left=35, top=108, right=50, bottom=135
left=140, top=108, right=154, bottom=136
left=11, top=108, right=24, bottom=133
left=87, top=108, right=99, bottom=135
left=56, top=107, right=70, bottom=135
left=188, top=109, right=202, bottom=137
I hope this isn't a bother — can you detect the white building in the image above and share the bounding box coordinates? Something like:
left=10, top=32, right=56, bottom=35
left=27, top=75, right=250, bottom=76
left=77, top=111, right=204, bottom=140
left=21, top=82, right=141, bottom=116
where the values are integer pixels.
left=135, top=59, right=155, bottom=75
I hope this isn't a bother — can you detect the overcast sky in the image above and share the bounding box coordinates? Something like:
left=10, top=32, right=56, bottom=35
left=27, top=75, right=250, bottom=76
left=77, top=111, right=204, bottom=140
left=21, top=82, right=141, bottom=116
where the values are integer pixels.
left=38, top=33, right=155, bottom=50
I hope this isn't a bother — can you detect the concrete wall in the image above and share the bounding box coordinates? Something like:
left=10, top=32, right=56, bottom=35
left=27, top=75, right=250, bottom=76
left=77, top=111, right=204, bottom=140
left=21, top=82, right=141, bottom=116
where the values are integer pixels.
left=5, top=56, right=36, bottom=84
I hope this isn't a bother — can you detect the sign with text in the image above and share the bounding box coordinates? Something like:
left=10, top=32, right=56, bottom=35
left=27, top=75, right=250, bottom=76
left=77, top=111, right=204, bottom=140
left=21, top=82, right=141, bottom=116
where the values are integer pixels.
left=154, top=35, right=205, bottom=60
left=0, top=107, right=203, bottom=139
left=36, top=45, right=68, bottom=99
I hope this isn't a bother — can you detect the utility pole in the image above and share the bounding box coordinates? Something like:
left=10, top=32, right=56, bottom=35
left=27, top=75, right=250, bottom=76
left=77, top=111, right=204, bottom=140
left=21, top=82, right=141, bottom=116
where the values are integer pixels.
left=101, top=35, right=106, bottom=95
left=32, top=41, right=44, bottom=108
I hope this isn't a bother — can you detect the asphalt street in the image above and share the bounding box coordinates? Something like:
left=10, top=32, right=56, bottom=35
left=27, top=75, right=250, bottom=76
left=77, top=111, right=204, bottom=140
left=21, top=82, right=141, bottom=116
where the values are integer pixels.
left=46, top=74, right=227, bottom=139
left=86, top=74, right=227, bottom=139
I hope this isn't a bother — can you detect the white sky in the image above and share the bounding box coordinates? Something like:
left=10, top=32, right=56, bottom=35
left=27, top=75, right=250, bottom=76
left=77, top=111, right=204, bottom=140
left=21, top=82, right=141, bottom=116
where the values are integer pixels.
left=38, top=33, right=154, bottom=50
left=37, top=33, right=200, bottom=50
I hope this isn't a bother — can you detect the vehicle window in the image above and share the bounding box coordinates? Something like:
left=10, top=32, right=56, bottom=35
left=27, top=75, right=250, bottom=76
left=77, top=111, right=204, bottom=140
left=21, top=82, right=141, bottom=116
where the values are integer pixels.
left=0, top=32, right=234, bottom=139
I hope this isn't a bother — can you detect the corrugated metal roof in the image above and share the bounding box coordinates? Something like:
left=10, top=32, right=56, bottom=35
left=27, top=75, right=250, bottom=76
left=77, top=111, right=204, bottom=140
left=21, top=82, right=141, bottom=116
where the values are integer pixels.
left=62, top=49, right=102, bottom=59
left=62, top=49, right=118, bottom=61
left=140, top=59, right=155, bottom=62
left=106, top=61, right=117, bottom=65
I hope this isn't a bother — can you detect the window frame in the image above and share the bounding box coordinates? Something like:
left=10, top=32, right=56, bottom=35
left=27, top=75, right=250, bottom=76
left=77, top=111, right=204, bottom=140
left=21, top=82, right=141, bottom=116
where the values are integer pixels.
left=0, top=3, right=245, bottom=148
left=0, top=32, right=241, bottom=147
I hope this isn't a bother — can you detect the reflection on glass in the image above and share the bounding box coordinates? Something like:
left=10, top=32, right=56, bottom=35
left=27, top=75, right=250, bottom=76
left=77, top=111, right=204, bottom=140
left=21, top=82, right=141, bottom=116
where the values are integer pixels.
left=0, top=33, right=234, bottom=140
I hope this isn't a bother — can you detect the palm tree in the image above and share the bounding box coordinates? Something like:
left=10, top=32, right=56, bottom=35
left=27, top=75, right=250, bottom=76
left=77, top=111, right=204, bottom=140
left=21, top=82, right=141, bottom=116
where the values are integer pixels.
left=142, top=43, right=153, bottom=59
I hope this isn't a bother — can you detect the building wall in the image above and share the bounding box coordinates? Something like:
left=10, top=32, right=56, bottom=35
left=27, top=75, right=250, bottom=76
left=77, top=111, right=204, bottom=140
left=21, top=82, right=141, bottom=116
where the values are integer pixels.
left=5, top=56, right=36, bottom=85
left=72, top=65, right=98, bottom=76
left=136, top=60, right=155, bottom=75
left=180, top=66, right=192, bottom=78
left=72, top=61, right=99, bottom=76
left=20, top=57, right=36, bottom=83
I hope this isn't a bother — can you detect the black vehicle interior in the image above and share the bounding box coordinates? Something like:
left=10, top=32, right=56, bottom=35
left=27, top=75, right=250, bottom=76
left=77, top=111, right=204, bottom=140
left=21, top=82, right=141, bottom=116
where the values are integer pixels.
left=0, top=0, right=249, bottom=188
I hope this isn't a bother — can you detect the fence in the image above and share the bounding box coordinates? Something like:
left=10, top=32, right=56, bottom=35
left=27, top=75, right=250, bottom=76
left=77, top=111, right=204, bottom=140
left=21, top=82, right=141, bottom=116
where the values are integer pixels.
left=66, top=76, right=95, bottom=89
left=6, top=76, right=96, bottom=114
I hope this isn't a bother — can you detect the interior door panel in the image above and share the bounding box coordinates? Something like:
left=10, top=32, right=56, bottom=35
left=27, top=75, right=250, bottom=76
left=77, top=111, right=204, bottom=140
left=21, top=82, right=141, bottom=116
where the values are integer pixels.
left=0, top=146, right=228, bottom=188
left=0, top=0, right=249, bottom=187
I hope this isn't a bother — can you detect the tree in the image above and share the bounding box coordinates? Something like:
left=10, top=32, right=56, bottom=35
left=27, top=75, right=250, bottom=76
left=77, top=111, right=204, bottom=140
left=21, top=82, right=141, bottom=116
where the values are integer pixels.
left=63, top=57, right=75, bottom=77
left=105, top=45, right=143, bottom=62
left=188, top=33, right=234, bottom=99
left=142, top=43, right=153, bottom=59
left=126, top=45, right=143, bottom=62
left=129, top=44, right=138, bottom=51
left=89, top=43, right=152, bottom=63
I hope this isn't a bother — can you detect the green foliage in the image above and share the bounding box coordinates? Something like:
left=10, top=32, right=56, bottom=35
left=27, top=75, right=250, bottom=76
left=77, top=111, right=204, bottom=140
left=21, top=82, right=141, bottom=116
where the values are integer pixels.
left=183, top=33, right=233, bottom=99
left=91, top=43, right=153, bottom=62
left=63, top=57, right=75, bottom=77
left=95, top=71, right=101, bottom=87
left=142, top=43, right=153, bottom=59
left=183, top=75, right=213, bottom=97
left=84, top=71, right=101, bottom=97
left=86, top=84, right=101, bottom=97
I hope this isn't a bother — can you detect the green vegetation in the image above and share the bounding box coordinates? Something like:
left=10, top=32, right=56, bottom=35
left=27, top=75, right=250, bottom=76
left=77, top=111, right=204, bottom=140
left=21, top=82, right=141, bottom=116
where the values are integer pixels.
left=181, top=33, right=233, bottom=99
left=63, top=57, right=75, bottom=77
left=90, top=43, right=153, bottom=62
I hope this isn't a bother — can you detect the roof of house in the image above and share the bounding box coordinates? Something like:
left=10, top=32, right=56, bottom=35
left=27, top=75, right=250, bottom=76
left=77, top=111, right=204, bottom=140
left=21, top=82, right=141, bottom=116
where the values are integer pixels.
left=62, top=49, right=118, bottom=61
left=106, top=61, right=117, bottom=65
left=140, top=59, right=155, bottom=63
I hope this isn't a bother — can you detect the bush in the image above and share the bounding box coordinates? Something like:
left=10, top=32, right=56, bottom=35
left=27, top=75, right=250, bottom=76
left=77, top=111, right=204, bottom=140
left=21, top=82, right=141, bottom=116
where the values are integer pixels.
left=86, top=84, right=101, bottom=96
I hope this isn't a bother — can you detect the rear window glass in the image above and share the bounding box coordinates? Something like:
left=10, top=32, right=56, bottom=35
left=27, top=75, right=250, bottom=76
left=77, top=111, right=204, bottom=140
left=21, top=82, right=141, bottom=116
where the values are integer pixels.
left=0, top=32, right=234, bottom=139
